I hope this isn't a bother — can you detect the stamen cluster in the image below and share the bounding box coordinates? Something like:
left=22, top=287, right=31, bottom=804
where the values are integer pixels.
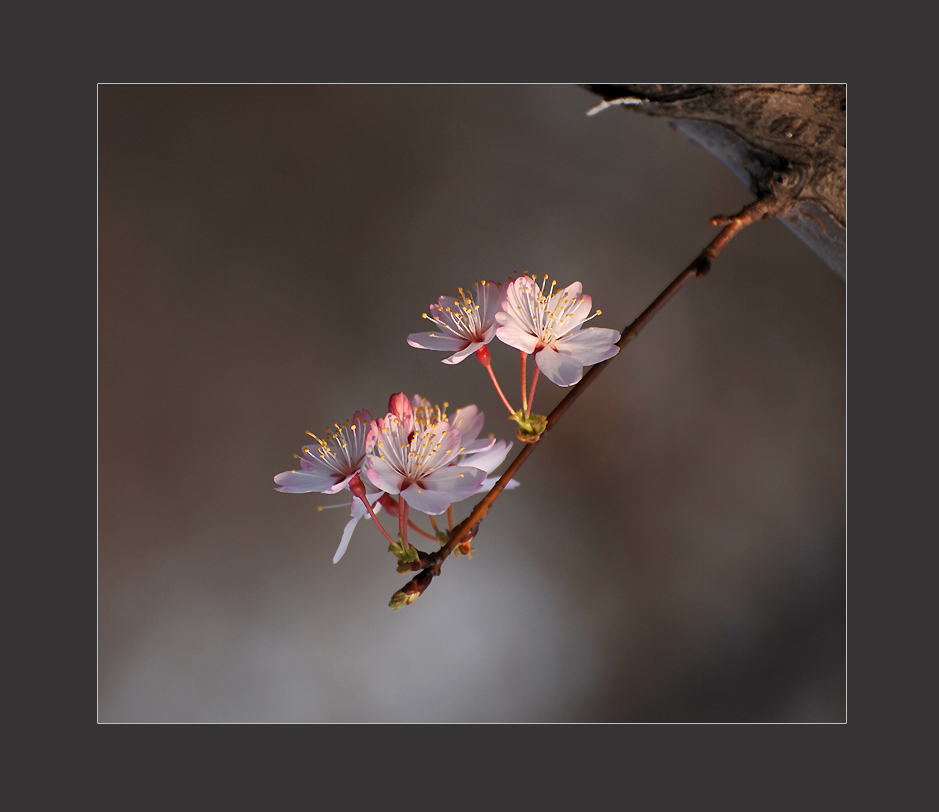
left=407, top=280, right=504, bottom=365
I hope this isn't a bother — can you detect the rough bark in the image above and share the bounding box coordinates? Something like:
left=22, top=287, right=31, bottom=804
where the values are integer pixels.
left=583, top=84, right=846, bottom=278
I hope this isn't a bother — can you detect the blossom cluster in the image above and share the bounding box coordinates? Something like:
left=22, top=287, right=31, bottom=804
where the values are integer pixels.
left=407, top=274, right=621, bottom=387
left=275, top=271, right=619, bottom=570
left=274, top=394, right=513, bottom=563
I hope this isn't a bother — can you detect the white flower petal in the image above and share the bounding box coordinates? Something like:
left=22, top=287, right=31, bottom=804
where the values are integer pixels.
left=400, top=482, right=455, bottom=515
left=481, top=476, right=520, bottom=491
left=460, top=436, right=497, bottom=455
left=441, top=342, right=482, bottom=365
left=552, top=289, right=592, bottom=332
left=333, top=513, right=362, bottom=563
left=495, top=319, right=540, bottom=354
left=450, top=405, right=484, bottom=445
left=477, top=281, right=505, bottom=323
left=273, top=469, right=340, bottom=494
left=557, top=280, right=583, bottom=299
left=407, top=332, right=469, bottom=352
left=555, top=327, right=621, bottom=365
left=333, top=496, right=381, bottom=563
left=534, top=346, right=586, bottom=387
left=504, top=275, right=539, bottom=317
left=462, top=439, right=512, bottom=474
left=421, top=465, right=487, bottom=501
left=364, top=457, right=406, bottom=494
left=320, top=473, right=357, bottom=495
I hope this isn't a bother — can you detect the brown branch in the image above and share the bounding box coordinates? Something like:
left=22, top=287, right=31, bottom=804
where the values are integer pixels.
left=388, top=196, right=788, bottom=610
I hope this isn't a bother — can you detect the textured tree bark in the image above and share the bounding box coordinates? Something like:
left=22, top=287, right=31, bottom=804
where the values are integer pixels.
left=583, top=84, right=846, bottom=279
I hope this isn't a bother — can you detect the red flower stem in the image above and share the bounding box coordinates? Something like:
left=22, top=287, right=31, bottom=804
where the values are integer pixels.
left=527, top=364, right=540, bottom=413
left=519, top=352, right=529, bottom=417
left=356, top=494, right=397, bottom=546
left=428, top=514, right=439, bottom=534
left=476, top=348, right=515, bottom=415
left=398, top=495, right=409, bottom=549
left=408, top=519, right=438, bottom=541
left=447, top=505, right=454, bottom=531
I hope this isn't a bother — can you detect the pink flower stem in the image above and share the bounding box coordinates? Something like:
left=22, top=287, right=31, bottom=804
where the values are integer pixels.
left=476, top=346, right=515, bottom=415
left=527, top=364, right=540, bottom=413
left=398, top=495, right=410, bottom=550
left=519, top=351, right=529, bottom=417
left=408, top=519, right=438, bottom=541
left=354, top=493, right=397, bottom=546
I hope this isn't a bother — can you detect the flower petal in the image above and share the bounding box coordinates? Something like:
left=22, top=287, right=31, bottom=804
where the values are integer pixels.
left=332, top=496, right=380, bottom=563
left=449, top=404, right=484, bottom=445
left=421, top=465, right=487, bottom=502
left=503, top=275, right=539, bottom=318
left=388, top=393, right=413, bottom=433
left=533, top=345, right=586, bottom=387
left=407, top=332, right=469, bottom=352
left=555, top=327, right=621, bottom=365
left=462, top=439, right=512, bottom=474
left=319, top=474, right=357, bottom=495
left=460, top=436, right=497, bottom=455
left=364, top=457, right=406, bottom=494
left=441, top=341, right=482, bottom=365
left=400, top=482, right=455, bottom=515
left=494, top=316, right=540, bottom=354
left=333, top=513, right=362, bottom=563
left=551, top=288, right=593, bottom=332
left=273, top=469, right=341, bottom=494
left=481, top=476, right=520, bottom=490
left=476, top=280, right=505, bottom=324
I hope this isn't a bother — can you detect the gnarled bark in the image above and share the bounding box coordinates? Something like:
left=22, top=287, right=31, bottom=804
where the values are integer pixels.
left=583, top=84, right=846, bottom=278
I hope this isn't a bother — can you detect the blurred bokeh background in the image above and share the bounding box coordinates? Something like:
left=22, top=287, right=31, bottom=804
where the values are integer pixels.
left=98, top=85, right=845, bottom=722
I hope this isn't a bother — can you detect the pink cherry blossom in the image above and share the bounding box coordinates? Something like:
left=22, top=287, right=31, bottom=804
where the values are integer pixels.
left=273, top=410, right=381, bottom=563
left=407, top=280, right=504, bottom=364
left=495, top=274, right=621, bottom=387
left=364, top=394, right=489, bottom=515
left=274, top=410, right=374, bottom=495
left=413, top=395, right=519, bottom=491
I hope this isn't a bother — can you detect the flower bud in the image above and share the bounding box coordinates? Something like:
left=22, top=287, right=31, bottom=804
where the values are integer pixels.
left=348, top=473, right=367, bottom=500
left=378, top=492, right=400, bottom=517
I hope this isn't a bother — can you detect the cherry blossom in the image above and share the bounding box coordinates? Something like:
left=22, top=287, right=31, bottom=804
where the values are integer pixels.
left=407, top=280, right=504, bottom=364
left=273, top=410, right=382, bottom=563
left=364, top=394, right=488, bottom=515
left=495, top=274, right=621, bottom=387
left=443, top=400, right=514, bottom=484
left=273, top=409, right=373, bottom=495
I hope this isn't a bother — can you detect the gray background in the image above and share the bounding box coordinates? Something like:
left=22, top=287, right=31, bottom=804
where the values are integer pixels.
left=98, top=85, right=845, bottom=722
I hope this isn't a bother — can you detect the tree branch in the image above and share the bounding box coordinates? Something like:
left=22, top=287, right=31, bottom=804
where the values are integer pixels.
left=389, top=196, right=786, bottom=609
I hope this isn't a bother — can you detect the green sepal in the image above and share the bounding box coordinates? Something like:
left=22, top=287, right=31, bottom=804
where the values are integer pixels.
left=511, top=411, right=547, bottom=443
left=388, top=540, right=420, bottom=564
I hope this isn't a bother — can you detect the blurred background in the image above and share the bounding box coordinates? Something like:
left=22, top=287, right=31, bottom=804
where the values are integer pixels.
left=98, top=85, right=845, bottom=722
